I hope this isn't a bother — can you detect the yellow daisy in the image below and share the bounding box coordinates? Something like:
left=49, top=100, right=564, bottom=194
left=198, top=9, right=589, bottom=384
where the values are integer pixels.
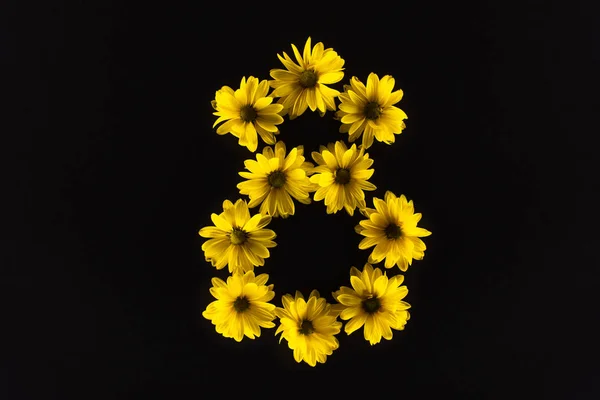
left=309, top=141, right=376, bottom=215
left=336, top=73, right=407, bottom=149
left=198, top=199, right=276, bottom=273
left=212, top=76, right=284, bottom=152
left=270, top=37, right=345, bottom=119
left=332, top=263, right=410, bottom=346
left=202, top=271, right=276, bottom=342
left=275, top=290, right=342, bottom=367
left=356, top=191, right=431, bottom=271
left=237, top=141, right=314, bottom=218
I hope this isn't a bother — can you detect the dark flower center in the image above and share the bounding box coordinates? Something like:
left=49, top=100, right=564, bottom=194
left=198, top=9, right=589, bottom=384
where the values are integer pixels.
left=299, top=70, right=318, bottom=88
left=299, top=319, right=315, bottom=335
left=230, top=227, right=247, bottom=245
left=267, top=170, right=286, bottom=188
left=384, top=223, right=402, bottom=239
left=334, top=168, right=351, bottom=184
left=233, top=296, right=250, bottom=312
left=364, top=101, right=382, bottom=120
left=362, top=297, right=381, bottom=314
left=240, top=105, right=257, bottom=122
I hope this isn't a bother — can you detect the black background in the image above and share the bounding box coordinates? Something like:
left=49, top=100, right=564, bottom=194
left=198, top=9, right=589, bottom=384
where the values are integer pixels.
left=5, top=0, right=598, bottom=398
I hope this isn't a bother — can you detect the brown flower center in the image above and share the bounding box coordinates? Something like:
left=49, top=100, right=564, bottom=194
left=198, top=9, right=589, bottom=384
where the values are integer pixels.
left=364, top=101, right=382, bottom=120
left=299, top=70, right=318, bottom=88
left=362, top=297, right=381, bottom=314
left=384, top=223, right=402, bottom=240
left=299, top=319, right=315, bottom=335
left=267, top=170, right=286, bottom=188
left=240, top=105, right=257, bottom=122
left=233, top=296, right=250, bottom=312
left=334, top=168, right=351, bottom=184
left=230, top=227, right=247, bottom=245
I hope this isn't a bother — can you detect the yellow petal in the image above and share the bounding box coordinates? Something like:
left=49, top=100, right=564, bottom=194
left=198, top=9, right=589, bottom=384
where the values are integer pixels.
left=317, top=172, right=334, bottom=187
left=253, top=96, right=273, bottom=111
left=210, top=213, right=232, bottom=231
left=384, top=89, right=404, bottom=107
left=276, top=53, right=302, bottom=74
left=373, top=275, right=389, bottom=297
left=302, top=37, right=312, bottom=63
left=321, top=151, right=338, bottom=170
left=350, top=275, right=366, bottom=296
left=340, top=306, right=360, bottom=320
left=291, top=43, right=304, bottom=68
left=296, top=297, right=308, bottom=319
left=344, top=312, right=367, bottom=335
left=234, top=200, right=250, bottom=226
left=283, top=148, right=298, bottom=171
left=306, top=87, right=317, bottom=111
left=244, top=123, right=258, bottom=152
left=198, top=226, right=226, bottom=238
left=339, top=295, right=362, bottom=312
left=319, top=71, right=344, bottom=84
left=366, top=73, right=379, bottom=102
left=341, top=148, right=354, bottom=169
left=377, top=75, right=395, bottom=106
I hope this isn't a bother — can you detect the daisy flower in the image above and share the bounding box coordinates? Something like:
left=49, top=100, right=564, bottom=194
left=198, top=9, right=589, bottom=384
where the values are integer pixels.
left=309, top=141, right=376, bottom=215
left=198, top=199, right=276, bottom=273
left=212, top=76, right=284, bottom=152
left=237, top=141, right=314, bottom=218
left=332, top=263, right=410, bottom=345
left=275, top=290, right=342, bottom=367
left=356, top=191, right=431, bottom=271
left=202, top=271, right=276, bottom=342
left=270, top=37, right=345, bottom=119
left=336, top=73, right=407, bottom=149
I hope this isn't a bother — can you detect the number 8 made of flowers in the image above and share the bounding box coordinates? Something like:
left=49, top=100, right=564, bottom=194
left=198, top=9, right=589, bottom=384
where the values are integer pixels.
left=199, top=37, right=432, bottom=367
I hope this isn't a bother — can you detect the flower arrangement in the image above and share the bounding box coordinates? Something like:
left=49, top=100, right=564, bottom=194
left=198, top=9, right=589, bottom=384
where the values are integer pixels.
left=200, top=37, right=431, bottom=367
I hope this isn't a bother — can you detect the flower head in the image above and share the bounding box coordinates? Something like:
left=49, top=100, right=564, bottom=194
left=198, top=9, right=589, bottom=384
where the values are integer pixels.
left=270, top=37, right=345, bottom=119
left=309, top=141, right=376, bottom=215
left=336, top=73, right=407, bottom=149
left=356, top=191, right=431, bottom=271
left=212, top=76, right=284, bottom=152
left=275, top=290, right=342, bottom=367
left=333, top=264, right=410, bottom=345
left=237, top=141, right=314, bottom=218
left=199, top=199, right=276, bottom=273
left=202, top=271, right=276, bottom=342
